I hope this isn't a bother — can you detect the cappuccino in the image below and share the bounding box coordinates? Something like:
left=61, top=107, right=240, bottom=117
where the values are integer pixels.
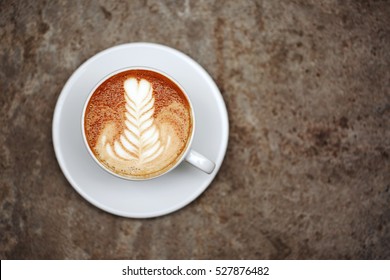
left=83, top=69, right=193, bottom=179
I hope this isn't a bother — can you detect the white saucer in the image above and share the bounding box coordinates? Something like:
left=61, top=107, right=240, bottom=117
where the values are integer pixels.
left=52, top=43, right=229, bottom=218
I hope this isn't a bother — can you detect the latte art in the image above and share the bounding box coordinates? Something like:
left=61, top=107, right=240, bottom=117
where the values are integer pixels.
left=84, top=69, right=193, bottom=179
left=103, top=78, right=169, bottom=163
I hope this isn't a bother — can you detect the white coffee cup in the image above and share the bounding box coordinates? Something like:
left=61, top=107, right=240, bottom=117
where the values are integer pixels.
left=81, top=67, right=215, bottom=180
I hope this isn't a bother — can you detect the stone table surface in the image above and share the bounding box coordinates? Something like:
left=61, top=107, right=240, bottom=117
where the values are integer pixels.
left=1, top=0, right=389, bottom=259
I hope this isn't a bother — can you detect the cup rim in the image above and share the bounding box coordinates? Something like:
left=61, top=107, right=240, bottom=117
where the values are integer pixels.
left=81, top=66, right=195, bottom=181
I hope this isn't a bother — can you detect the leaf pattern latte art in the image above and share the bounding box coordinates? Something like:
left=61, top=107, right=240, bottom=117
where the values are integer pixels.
left=103, top=78, right=169, bottom=163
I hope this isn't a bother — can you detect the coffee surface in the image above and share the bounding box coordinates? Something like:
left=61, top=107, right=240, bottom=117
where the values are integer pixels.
left=84, top=69, right=193, bottom=179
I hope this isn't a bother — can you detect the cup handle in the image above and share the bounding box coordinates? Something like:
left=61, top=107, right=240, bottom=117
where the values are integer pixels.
left=185, top=149, right=216, bottom=174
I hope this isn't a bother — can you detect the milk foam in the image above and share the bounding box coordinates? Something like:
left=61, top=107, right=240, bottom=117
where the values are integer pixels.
left=101, top=78, right=168, bottom=163
left=89, top=76, right=192, bottom=179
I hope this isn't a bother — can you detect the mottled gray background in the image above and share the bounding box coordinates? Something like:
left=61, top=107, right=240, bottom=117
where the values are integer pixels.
left=1, top=0, right=390, bottom=259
